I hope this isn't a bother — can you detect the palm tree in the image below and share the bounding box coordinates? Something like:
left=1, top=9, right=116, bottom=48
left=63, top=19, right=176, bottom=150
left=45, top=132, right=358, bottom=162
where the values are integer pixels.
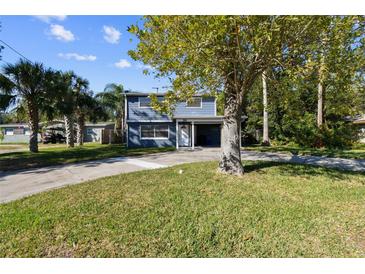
left=73, top=76, right=91, bottom=146
left=0, top=59, right=54, bottom=152
left=47, top=70, right=77, bottom=147
left=47, top=72, right=105, bottom=147
left=74, top=91, right=107, bottom=146
left=41, top=70, right=78, bottom=148
left=54, top=73, right=104, bottom=147
left=53, top=72, right=87, bottom=148
left=96, top=83, right=125, bottom=142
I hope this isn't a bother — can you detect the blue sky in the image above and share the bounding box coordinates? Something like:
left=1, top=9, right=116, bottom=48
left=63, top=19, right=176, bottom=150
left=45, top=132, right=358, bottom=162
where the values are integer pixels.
left=0, top=15, right=170, bottom=93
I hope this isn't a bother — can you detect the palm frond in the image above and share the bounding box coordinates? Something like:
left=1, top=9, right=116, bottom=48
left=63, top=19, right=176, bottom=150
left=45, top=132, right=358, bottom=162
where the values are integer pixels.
left=0, top=94, right=16, bottom=111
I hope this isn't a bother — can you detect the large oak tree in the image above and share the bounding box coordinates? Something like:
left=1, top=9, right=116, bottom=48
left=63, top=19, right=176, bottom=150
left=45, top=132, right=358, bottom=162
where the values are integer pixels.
left=129, top=16, right=319, bottom=175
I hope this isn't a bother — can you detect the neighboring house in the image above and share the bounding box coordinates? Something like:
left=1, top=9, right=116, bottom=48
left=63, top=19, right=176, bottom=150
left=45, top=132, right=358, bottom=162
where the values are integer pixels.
left=125, top=92, right=243, bottom=149
left=354, top=115, right=365, bottom=143
left=0, top=122, right=114, bottom=144
left=84, top=123, right=115, bottom=143
left=0, top=124, right=41, bottom=143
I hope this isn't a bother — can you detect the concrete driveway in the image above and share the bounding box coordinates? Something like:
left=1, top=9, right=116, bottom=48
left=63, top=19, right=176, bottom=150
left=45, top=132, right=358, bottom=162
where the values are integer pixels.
left=1, top=148, right=365, bottom=203
left=0, top=148, right=221, bottom=203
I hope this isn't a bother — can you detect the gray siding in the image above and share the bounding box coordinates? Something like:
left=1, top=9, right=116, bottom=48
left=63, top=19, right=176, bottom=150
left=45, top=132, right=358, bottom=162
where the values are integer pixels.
left=127, top=95, right=216, bottom=121
left=127, top=96, right=171, bottom=121
left=174, top=97, right=216, bottom=117
left=128, top=122, right=176, bottom=148
left=83, top=125, right=114, bottom=142
left=1, top=134, right=41, bottom=143
left=83, top=127, right=102, bottom=142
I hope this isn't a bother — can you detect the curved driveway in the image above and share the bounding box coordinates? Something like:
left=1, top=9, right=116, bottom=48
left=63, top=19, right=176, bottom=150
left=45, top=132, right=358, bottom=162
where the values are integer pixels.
left=1, top=148, right=364, bottom=203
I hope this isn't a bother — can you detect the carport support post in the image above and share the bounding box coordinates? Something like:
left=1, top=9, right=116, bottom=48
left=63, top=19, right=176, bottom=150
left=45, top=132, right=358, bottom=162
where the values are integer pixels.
left=192, top=121, right=195, bottom=150
left=176, top=120, right=179, bottom=150
left=239, top=121, right=242, bottom=148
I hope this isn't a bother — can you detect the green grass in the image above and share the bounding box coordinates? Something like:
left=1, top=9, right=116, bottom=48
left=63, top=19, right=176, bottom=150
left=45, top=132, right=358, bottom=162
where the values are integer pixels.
left=0, top=143, right=175, bottom=172
left=0, top=143, right=66, bottom=150
left=1, top=161, right=365, bottom=257
left=243, top=143, right=365, bottom=159
left=0, top=144, right=26, bottom=150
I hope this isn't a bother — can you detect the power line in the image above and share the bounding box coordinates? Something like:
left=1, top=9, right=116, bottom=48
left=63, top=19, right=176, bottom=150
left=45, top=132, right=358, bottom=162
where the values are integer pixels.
left=0, top=39, right=32, bottom=63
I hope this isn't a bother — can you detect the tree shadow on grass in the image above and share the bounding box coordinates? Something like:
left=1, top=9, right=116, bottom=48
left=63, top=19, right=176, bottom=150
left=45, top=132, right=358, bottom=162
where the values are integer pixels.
left=243, top=161, right=365, bottom=181
left=0, top=145, right=174, bottom=173
left=243, top=144, right=365, bottom=160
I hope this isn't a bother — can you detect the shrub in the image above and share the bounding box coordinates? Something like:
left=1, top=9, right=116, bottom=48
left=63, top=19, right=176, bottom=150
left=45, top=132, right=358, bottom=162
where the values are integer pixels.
left=319, top=121, right=358, bottom=149
left=280, top=112, right=358, bottom=148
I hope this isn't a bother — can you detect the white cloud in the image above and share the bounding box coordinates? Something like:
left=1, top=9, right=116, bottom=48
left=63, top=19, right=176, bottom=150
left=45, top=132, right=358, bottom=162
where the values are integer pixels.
left=49, top=24, right=75, bottom=42
left=137, top=64, right=153, bottom=70
left=58, top=53, right=96, bottom=62
left=114, top=59, right=131, bottom=69
left=103, top=25, right=121, bottom=44
left=34, top=15, right=67, bottom=23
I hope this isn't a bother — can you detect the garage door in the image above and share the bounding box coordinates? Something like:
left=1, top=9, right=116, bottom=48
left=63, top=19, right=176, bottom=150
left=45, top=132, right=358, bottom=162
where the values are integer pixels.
left=196, top=124, right=221, bottom=147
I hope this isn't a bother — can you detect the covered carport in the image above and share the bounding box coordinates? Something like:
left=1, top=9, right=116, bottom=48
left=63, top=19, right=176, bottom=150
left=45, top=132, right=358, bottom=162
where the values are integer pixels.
left=175, top=116, right=225, bottom=149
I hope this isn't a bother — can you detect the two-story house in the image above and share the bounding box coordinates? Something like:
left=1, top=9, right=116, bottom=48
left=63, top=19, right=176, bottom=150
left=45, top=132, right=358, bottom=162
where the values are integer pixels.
left=125, top=92, right=237, bottom=149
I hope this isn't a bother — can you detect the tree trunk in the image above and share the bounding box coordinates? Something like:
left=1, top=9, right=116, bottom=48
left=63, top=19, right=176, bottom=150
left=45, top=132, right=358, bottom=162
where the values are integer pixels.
left=262, top=70, right=270, bottom=146
left=121, top=95, right=125, bottom=143
left=64, top=114, right=74, bottom=148
left=114, top=116, right=122, bottom=137
left=76, top=115, right=85, bottom=146
left=317, top=82, right=324, bottom=128
left=120, top=114, right=125, bottom=143
left=218, top=92, right=244, bottom=176
left=317, top=40, right=326, bottom=128
left=27, top=100, right=39, bottom=153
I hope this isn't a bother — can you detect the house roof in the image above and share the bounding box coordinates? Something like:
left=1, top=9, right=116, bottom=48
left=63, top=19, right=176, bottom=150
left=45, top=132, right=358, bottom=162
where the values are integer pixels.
left=123, top=91, right=212, bottom=97
left=353, top=114, right=365, bottom=125
left=0, top=123, right=29, bottom=128
left=354, top=119, right=365, bottom=125
left=174, top=115, right=246, bottom=121
left=85, top=123, right=114, bottom=127
left=123, top=92, right=166, bottom=96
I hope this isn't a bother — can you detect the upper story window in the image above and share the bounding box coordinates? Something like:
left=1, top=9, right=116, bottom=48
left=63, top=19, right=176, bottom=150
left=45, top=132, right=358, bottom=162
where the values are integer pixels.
left=139, top=97, right=151, bottom=108
left=186, top=97, right=202, bottom=108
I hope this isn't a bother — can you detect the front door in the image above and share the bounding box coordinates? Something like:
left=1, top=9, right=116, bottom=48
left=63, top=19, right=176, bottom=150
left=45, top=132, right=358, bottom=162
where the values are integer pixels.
left=178, top=124, right=191, bottom=147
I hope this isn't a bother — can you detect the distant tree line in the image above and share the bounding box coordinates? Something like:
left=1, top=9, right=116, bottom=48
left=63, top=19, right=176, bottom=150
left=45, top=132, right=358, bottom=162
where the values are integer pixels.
left=243, top=16, right=364, bottom=148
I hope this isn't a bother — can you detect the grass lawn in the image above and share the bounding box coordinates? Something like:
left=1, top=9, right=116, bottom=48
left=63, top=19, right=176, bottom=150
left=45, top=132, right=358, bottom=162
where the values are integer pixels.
left=0, top=143, right=65, bottom=151
left=1, top=161, right=365, bottom=257
left=0, top=143, right=175, bottom=172
left=243, top=143, right=365, bottom=160
left=0, top=144, right=26, bottom=151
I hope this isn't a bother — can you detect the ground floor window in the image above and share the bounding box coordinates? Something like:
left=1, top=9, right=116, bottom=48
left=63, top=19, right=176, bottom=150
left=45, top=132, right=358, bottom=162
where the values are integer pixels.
left=13, top=128, right=25, bottom=135
left=4, top=129, right=14, bottom=135
left=140, top=124, right=169, bottom=139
